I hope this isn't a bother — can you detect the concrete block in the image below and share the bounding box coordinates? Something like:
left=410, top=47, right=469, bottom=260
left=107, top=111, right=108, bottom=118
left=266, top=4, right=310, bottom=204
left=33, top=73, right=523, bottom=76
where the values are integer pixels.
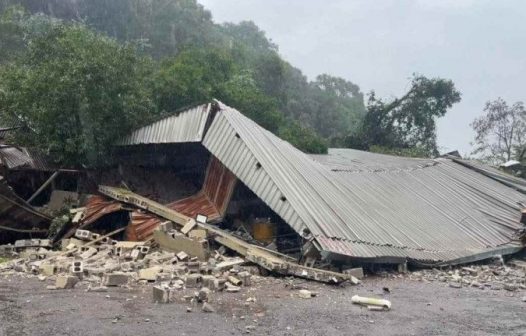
left=176, top=251, right=189, bottom=261
left=90, top=233, right=101, bottom=241
left=120, top=262, right=135, bottom=272
left=185, top=274, right=202, bottom=288
left=153, top=230, right=208, bottom=261
left=152, top=286, right=170, bottom=303
left=103, top=272, right=130, bottom=286
left=202, top=275, right=218, bottom=290
left=55, top=275, right=79, bottom=289
left=75, top=230, right=91, bottom=241
left=188, top=229, right=207, bottom=240
left=237, top=271, right=252, bottom=286
left=187, top=261, right=201, bottom=274
left=130, top=249, right=141, bottom=260
left=298, top=289, right=314, bottom=299
left=342, top=267, right=364, bottom=280
left=40, top=264, right=56, bottom=276
left=173, top=264, right=188, bottom=277
left=71, top=261, right=84, bottom=275
left=215, top=278, right=226, bottom=291
left=84, top=266, right=106, bottom=276
left=80, top=247, right=98, bottom=259
left=139, top=266, right=162, bottom=281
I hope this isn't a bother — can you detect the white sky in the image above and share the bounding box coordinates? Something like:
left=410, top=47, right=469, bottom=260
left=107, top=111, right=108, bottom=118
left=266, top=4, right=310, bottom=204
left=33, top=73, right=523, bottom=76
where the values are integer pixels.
left=198, top=0, right=526, bottom=155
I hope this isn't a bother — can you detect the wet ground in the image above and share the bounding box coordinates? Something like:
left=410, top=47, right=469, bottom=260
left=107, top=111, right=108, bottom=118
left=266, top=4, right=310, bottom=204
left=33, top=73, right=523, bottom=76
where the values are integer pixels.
left=1, top=274, right=525, bottom=336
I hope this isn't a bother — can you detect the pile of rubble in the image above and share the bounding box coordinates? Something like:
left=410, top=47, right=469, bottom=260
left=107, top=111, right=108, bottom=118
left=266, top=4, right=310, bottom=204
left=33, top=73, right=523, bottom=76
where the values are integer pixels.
left=0, top=228, right=258, bottom=312
left=401, top=260, right=526, bottom=292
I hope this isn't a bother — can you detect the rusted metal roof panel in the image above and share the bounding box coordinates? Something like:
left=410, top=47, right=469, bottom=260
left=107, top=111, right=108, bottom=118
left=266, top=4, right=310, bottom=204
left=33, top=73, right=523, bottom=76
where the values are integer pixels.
left=126, top=157, right=237, bottom=240
left=202, top=102, right=525, bottom=264
left=119, top=104, right=211, bottom=145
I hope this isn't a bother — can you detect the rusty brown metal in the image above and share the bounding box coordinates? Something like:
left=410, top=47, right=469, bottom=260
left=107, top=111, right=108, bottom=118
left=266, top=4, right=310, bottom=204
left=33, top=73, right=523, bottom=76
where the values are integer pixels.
left=125, top=157, right=237, bottom=241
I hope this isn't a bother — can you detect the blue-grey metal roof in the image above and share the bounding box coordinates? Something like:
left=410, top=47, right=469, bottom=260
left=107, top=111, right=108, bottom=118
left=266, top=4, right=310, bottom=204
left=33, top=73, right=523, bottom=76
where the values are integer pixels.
left=203, top=102, right=525, bottom=264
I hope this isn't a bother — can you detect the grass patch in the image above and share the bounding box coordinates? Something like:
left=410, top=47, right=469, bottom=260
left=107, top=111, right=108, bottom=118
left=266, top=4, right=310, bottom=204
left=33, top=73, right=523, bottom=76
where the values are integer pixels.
left=0, top=257, right=9, bottom=264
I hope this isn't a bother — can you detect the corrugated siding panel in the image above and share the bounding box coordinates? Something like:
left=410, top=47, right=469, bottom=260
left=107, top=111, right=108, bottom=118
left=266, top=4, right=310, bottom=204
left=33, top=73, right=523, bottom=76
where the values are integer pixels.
left=120, top=104, right=211, bottom=145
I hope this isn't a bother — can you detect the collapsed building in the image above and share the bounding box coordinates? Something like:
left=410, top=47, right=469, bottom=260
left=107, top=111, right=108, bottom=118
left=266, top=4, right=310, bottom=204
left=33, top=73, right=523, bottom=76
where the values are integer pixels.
left=1, top=100, right=526, bottom=274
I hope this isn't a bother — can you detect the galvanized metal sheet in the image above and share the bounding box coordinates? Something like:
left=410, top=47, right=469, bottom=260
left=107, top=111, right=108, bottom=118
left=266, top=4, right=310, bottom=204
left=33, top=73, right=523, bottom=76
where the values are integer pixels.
left=203, top=102, right=525, bottom=264
left=120, top=104, right=211, bottom=145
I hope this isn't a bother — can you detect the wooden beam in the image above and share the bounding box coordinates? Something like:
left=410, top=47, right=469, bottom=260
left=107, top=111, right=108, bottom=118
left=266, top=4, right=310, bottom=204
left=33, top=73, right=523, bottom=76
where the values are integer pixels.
left=27, top=171, right=60, bottom=204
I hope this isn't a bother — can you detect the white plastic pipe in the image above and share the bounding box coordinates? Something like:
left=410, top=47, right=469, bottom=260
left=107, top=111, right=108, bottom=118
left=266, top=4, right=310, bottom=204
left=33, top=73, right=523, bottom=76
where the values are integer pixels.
left=351, top=295, right=391, bottom=310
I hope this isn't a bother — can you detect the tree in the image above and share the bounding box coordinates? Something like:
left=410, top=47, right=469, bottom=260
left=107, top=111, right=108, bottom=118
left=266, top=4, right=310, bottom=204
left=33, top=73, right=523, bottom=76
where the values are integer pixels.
left=278, top=121, right=327, bottom=154
left=310, top=74, right=365, bottom=140
left=471, top=98, right=526, bottom=164
left=350, top=74, right=461, bottom=157
left=0, top=20, right=154, bottom=166
left=153, top=48, right=234, bottom=112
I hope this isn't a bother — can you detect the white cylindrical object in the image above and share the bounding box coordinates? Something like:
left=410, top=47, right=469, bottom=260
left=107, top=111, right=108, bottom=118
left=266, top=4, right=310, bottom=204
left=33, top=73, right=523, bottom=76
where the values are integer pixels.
left=351, top=295, right=391, bottom=310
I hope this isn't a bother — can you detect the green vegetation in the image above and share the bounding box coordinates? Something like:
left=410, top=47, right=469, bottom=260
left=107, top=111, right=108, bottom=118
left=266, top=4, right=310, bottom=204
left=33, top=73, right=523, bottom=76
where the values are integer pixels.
left=0, top=257, right=9, bottom=263
left=346, top=75, right=461, bottom=157
left=0, top=1, right=461, bottom=164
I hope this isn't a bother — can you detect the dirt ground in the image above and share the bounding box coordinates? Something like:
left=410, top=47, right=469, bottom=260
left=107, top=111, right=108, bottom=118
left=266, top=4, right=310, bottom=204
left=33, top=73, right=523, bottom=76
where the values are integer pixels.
left=1, top=273, right=525, bottom=336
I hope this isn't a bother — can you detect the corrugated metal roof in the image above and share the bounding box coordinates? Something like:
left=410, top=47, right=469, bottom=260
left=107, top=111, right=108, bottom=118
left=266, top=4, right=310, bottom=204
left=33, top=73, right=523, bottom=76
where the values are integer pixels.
left=0, top=146, right=32, bottom=169
left=310, top=148, right=436, bottom=172
left=119, top=104, right=212, bottom=145
left=451, top=158, right=526, bottom=194
left=202, top=102, right=525, bottom=264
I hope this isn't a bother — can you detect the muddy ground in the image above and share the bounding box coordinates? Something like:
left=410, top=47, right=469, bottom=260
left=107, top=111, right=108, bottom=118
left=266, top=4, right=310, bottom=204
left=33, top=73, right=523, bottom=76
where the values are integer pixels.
left=1, top=274, right=525, bottom=336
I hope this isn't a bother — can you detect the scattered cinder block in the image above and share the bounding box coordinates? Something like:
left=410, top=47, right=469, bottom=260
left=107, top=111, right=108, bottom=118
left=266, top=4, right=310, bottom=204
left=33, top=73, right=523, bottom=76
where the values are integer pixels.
left=70, top=261, right=84, bottom=276
left=237, top=271, right=252, bottom=286
left=187, top=261, right=200, bottom=274
left=39, top=264, right=56, bottom=276
left=139, top=267, right=162, bottom=281
left=80, top=247, right=98, bottom=259
left=152, top=285, right=170, bottom=303
left=55, top=275, right=79, bottom=289
left=185, top=274, right=202, bottom=288
left=103, top=272, right=130, bottom=286
left=188, top=229, right=207, bottom=240
left=342, top=267, right=364, bottom=280
left=202, top=275, right=218, bottom=290
left=75, top=230, right=91, bottom=241
left=90, top=233, right=101, bottom=241
left=176, top=251, right=189, bottom=261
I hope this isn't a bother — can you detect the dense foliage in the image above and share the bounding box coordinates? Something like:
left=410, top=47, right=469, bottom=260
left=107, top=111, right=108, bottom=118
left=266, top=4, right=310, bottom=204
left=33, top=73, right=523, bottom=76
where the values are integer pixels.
left=0, top=0, right=461, bottom=165
left=0, top=16, right=154, bottom=166
left=0, top=1, right=366, bottom=160
left=346, top=75, right=461, bottom=157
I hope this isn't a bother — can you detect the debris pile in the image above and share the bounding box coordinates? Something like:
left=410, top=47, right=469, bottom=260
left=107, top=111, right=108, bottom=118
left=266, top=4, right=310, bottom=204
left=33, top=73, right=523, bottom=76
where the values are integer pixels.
left=401, top=260, right=526, bottom=291
left=0, top=228, right=261, bottom=312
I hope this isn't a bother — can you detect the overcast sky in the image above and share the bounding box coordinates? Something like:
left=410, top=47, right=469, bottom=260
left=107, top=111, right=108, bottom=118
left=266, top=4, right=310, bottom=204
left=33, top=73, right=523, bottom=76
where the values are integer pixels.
left=198, top=0, right=525, bottom=155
